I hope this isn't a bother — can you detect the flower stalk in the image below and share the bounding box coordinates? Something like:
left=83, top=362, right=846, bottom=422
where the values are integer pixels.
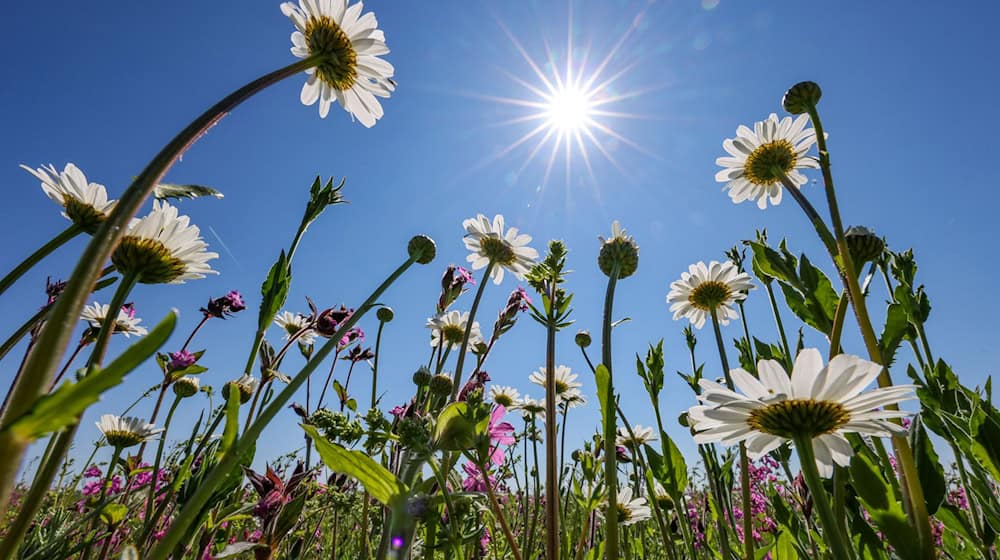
left=601, top=261, right=620, bottom=560
left=450, top=262, right=494, bottom=400
left=0, top=223, right=82, bottom=298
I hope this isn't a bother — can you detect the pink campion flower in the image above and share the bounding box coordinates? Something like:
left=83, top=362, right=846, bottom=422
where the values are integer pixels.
left=121, top=302, right=137, bottom=319
left=168, top=349, right=197, bottom=372
left=339, top=327, right=365, bottom=348
left=487, top=406, right=516, bottom=465
left=462, top=462, right=495, bottom=492
left=201, top=290, right=246, bottom=319
left=84, top=465, right=102, bottom=478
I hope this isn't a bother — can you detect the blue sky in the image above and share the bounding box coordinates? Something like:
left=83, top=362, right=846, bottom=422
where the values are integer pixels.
left=2, top=1, right=998, bottom=472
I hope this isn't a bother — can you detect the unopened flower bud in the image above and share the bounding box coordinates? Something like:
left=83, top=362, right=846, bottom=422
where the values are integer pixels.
left=429, top=373, right=454, bottom=396
left=222, top=375, right=257, bottom=404
left=845, top=225, right=885, bottom=266
left=408, top=235, right=437, bottom=265
left=412, top=366, right=432, bottom=387
left=173, top=376, right=200, bottom=398
left=376, top=306, right=394, bottom=323
left=575, top=330, right=592, bottom=348
left=782, top=81, right=822, bottom=115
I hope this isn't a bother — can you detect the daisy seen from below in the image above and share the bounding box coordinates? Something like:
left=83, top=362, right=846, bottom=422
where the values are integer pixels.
left=597, top=220, right=639, bottom=278
left=489, top=385, right=521, bottom=409
left=528, top=365, right=583, bottom=404
left=463, top=214, right=538, bottom=285
left=275, top=310, right=317, bottom=345
left=716, top=113, right=819, bottom=209
left=96, top=415, right=163, bottom=449
left=80, top=302, right=148, bottom=338
left=666, top=260, right=753, bottom=329
left=615, top=425, right=657, bottom=448
left=687, top=348, right=914, bottom=477
left=427, top=310, right=483, bottom=351
left=111, top=201, right=218, bottom=284
left=21, top=163, right=116, bottom=233
left=517, top=395, right=545, bottom=420
left=281, top=0, right=395, bottom=127
left=604, top=487, right=652, bottom=526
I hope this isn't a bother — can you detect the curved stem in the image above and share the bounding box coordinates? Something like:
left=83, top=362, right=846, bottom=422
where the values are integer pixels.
left=371, top=320, right=386, bottom=409
left=180, top=315, right=210, bottom=353
left=828, top=293, right=849, bottom=357
left=793, top=436, right=853, bottom=560
left=148, top=254, right=418, bottom=560
left=0, top=57, right=321, bottom=513
left=763, top=281, right=794, bottom=371
left=478, top=459, right=523, bottom=560
left=0, top=223, right=82, bottom=298
left=0, top=306, right=48, bottom=364
left=600, top=263, right=620, bottom=560
left=450, top=262, right=494, bottom=400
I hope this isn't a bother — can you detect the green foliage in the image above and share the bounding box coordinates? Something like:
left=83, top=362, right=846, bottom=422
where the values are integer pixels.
left=747, top=238, right=840, bottom=335
left=304, top=424, right=407, bottom=507
left=849, top=453, right=922, bottom=560
left=644, top=436, right=687, bottom=497
left=909, top=415, right=946, bottom=514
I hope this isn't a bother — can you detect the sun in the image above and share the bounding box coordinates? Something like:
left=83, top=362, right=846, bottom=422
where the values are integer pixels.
left=545, top=85, right=593, bottom=133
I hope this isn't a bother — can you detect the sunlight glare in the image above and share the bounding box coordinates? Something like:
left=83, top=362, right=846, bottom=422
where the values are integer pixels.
left=546, top=86, right=592, bottom=133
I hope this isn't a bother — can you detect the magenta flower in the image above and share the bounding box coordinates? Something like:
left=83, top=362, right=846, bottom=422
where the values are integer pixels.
left=168, top=349, right=197, bottom=371
left=462, top=462, right=495, bottom=492
left=201, top=290, right=246, bottom=319
left=487, top=405, right=516, bottom=465
left=83, top=465, right=102, bottom=478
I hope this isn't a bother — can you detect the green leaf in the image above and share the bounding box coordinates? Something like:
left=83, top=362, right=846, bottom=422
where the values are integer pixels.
left=258, top=250, right=292, bottom=335
left=217, top=386, right=241, bottom=459
left=303, top=424, right=407, bottom=506
left=152, top=183, right=224, bottom=201
left=4, top=311, right=177, bottom=441
left=433, top=402, right=478, bottom=451
left=645, top=433, right=687, bottom=497
left=849, top=453, right=922, bottom=560
left=213, top=542, right=265, bottom=559
left=274, top=492, right=307, bottom=537
left=100, top=503, right=128, bottom=526
left=909, top=415, right=946, bottom=514
left=595, top=365, right=612, bottom=435
left=879, top=303, right=911, bottom=367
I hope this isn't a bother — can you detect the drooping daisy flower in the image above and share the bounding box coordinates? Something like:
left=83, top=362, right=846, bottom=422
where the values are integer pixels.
left=528, top=365, right=583, bottom=404
left=489, top=385, right=521, bottom=408
left=715, top=113, right=819, bottom=209
left=615, top=425, right=658, bottom=448
left=111, top=201, right=218, bottom=284
left=604, top=487, right=652, bottom=526
left=687, top=348, right=914, bottom=477
left=463, top=214, right=538, bottom=285
left=21, top=163, right=116, bottom=232
left=517, top=395, right=546, bottom=420
left=275, top=310, right=317, bottom=345
left=80, top=302, right=148, bottom=338
left=560, top=389, right=587, bottom=409
left=426, top=310, right=483, bottom=351
left=281, top=0, right=395, bottom=127
left=96, top=415, right=163, bottom=448
left=598, top=221, right=639, bottom=278
left=666, top=260, right=754, bottom=329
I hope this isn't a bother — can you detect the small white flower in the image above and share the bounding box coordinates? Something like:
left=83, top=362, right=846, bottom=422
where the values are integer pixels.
left=21, top=163, right=116, bottom=232
left=80, top=302, right=148, bottom=338
left=616, top=425, right=658, bottom=448
left=516, top=395, right=546, bottom=419
left=666, top=260, right=754, bottom=329
left=603, top=486, right=652, bottom=526
left=528, top=365, right=583, bottom=405
left=716, top=113, right=819, bottom=209
left=560, top=388, right=587, bottom=409
left=426, top=310, right=483, bottom=351
left=463, top=214, right=538, bottom=285
left=489, top=385, right=521, bottom=408
left=275, top=311, right=317, bottom=345
left=281, top=0, right=395, bottom=127
left=112, top=201, right=218, bottom=284
left=96, top=414, right=162, bottom=448
left=688, top=348, right=915, bottom=477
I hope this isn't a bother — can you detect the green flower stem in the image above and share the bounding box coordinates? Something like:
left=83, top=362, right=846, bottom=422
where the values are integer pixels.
left=600, top=261, right=620, bottom=560
left=148, top=252, right=419, bottom=560
left=828, top=293, right=848, bottom=356
left=709, top=309, right=754, bottom=560
left=477, top=458, right=524, bottom=560
left=793, top=436, right=853, bottom=560
left=0, top=223, right=83, bottom=298
left=142, top=394, right=181, bottom=537
left=371, top=319, right=386, bottom=409
left=542, top=289, right=560, bottom=560
left=647, top=389, right=699, bottom=560
left=806, top=104, right=935, bottom=558
left=762, top=280, right=794, bottom=371
left=0, top=56, right=321, bottom=513
left=450, top=262, right=494, bottom=400
left=0, top=304, right=47, bottom=363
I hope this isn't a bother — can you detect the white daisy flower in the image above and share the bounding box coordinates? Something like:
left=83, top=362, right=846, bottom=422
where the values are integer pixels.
left=716, top=113, right=819, bottom=209
left=666, top=260, right=754, bottom=329
left=615, top=425, right=658, bottom=448
left=688, top=348, right=915, bottom=477
left=21, top=163, right=116, bottom=232
left=80, top=302, right=148, bottom=338
left=426, top=310, right=483, bottom=351
left=489, top=385, right=521, bottom=409
left=463, top=214, right=538, bottom=285
left=281, top=0, right=395, bottom=127
left=275, top=310, right=317, bottom=345
left=598, top=220, right=639, bottom=278
left=603, top=486, right=652, bottom=526
left=516, top=395, right=546, bottom=420
left=560, top=388, right=587, bottom=409
left=528, top=365, right=583, bottom=404
left=111, top=201, right=218, bottom=284
left=223, top=375, right=259, bottom=404
left=96, top=414, right=163, bottom=449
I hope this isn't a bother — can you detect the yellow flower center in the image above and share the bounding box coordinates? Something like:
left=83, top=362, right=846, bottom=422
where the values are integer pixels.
left=479, top=236, right=516, bottom=266
left=747, top=398, right=850, bottom=439
left=554, top=380, right=569, bottom=394
left=494, top=394, right=514, bottom=408
left=64, top=198, right=106, bottom=234
left=112, top=237, right=187, bottom=284
left=688, top=280, right=732, bottom=311
left=104, top=430, right=145, bottom=449
left=306, top=16, right=358, bottom=91
left=440, top=324, right=466, bottom=345
left=743, top=139, right=797, bottom=186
